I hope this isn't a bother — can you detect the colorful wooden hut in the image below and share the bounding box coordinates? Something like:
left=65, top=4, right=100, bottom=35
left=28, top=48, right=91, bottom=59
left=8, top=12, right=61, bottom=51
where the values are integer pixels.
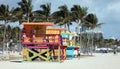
left=21, top=22, right=64, bottom=62
left=46, top=28, right=67, bottom=60
left=61, top=32, right=79, bottom=58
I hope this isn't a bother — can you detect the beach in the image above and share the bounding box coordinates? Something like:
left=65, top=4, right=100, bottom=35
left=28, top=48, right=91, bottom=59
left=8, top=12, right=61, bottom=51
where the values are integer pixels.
left=0, top=53, right=120, bottom=69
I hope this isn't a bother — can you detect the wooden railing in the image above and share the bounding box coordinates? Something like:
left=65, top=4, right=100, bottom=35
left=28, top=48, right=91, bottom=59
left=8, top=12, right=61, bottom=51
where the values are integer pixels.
left=21, top=34, right=62, bottom=45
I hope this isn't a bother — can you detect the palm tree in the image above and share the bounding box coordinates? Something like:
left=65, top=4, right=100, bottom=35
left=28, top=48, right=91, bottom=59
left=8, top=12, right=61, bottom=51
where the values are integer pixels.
left=84, top=13, right=104, bottom=55
left=40, top=3, right=51, bottom=22
left=13, top=7, right=24, bottom=24
left=0, top=4, right=15, bottom=54
left=51, top=11, right=64, bottom=27
left=71, top=5, right=88, bottom=25
left=71, top=5, right=88, bottom=52
left=32, top=3, right=51, bottom=22
left=11, top=27, right=20, bottom=43
left=12, top=7, right=24, bottom=53
left=18, top=0, right=33, bottom=22
left=71, top=5, right=88, bottom=33
left=52, top=5, right=72, bottom=32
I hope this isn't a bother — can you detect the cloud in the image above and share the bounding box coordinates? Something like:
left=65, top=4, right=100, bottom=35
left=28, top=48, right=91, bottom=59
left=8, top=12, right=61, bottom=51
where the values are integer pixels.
left=0, top=0, right=120, bottom=39
left=105, top=1, right=120, bottom=22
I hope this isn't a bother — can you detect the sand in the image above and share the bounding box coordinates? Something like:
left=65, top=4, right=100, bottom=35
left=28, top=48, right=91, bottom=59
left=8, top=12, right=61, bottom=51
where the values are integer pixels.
left=0, top=53, right=120, bottom=69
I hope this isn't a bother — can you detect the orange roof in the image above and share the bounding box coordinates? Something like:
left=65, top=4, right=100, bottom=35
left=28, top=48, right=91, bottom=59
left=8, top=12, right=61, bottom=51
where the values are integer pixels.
left=47, top=28, right=67, bottom=30
left=22, top=22, right=54, bottom=26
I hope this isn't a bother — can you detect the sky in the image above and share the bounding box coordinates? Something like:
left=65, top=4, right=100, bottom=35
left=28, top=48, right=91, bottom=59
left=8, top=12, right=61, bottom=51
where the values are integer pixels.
left=0, top=0, right=120, bottom=40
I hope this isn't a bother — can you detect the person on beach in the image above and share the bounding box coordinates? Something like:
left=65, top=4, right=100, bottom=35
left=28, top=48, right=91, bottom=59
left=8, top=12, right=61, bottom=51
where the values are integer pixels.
left=30, top=28, right=36, bottom=42
left=22, top=28, right=26, bottom=42
left=113, top=49, right=117, bottom=54
left=113, top=45, right=117, bottom=54
left=74, top=50, right=78, bottom=58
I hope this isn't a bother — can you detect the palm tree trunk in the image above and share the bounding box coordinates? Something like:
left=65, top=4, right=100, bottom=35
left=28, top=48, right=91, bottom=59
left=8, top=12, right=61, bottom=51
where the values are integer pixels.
left=87, top=32, right=90, bottom=54
left=27, top=12, right=30, bottom=22
left=64, top=24, right=67, bottom=32
left=79, top=19, right=82, bottom=53
left=90, top=29, right=94, bottom=55
left=19, top=24, right=22, bottom=54
left=67, top=24, right=71, bottom=32
left=18, top=19, right=23, bottom=54
left=91, top=29, right=94, bottom=55
left=2, top=21, right=7, bottom=54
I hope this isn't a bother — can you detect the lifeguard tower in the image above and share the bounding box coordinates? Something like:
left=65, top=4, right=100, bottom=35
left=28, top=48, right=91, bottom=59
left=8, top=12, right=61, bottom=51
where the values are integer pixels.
left=21, top=22, right=65, bottom=62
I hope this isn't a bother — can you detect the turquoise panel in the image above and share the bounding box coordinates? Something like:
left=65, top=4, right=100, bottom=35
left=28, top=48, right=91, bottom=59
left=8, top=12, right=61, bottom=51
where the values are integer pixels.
left=61, top=34, right=69, bottom=38
left=66, top=46, right=74, bottom=58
